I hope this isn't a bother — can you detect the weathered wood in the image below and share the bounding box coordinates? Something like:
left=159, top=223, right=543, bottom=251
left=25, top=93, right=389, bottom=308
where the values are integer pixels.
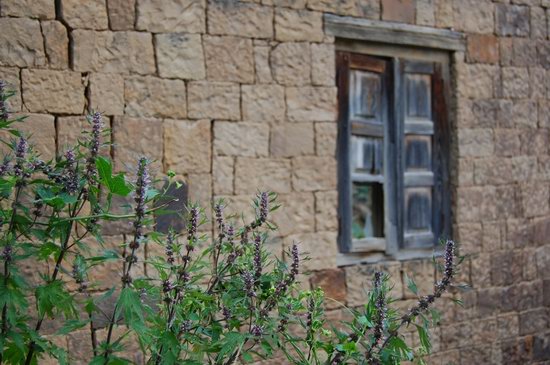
left=404, top=120, right=434, bottom=134
left=325, top=14, right=466, bottom=51
left=351, top=121, right=384, bottom=137
left=404, top=172, right=434, bottom=187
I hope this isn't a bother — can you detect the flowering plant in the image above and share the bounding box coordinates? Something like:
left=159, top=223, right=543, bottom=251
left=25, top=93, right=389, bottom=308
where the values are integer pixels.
left=0, top=81, right=462, bottom=364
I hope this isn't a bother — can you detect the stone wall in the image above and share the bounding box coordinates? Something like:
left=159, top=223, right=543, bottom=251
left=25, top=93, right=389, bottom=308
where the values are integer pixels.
left=0, top=0, right=549, bottom=363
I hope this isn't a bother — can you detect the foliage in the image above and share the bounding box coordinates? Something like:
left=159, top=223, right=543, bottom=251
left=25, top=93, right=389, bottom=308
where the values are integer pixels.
left=0, top=80, right=463, bottom=365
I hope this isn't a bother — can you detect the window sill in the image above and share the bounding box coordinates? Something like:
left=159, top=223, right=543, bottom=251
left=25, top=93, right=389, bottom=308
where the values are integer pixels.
left=336, top=246, right=444, bottom=267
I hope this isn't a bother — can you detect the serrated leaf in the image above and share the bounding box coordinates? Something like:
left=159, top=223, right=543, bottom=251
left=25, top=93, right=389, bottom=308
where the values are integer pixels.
left=405, top=273, right=418, bottom=296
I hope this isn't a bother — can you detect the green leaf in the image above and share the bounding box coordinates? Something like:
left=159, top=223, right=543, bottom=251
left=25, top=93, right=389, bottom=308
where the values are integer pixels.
left=56, top=319, right=90, bottom=335
left=35, top=280, right=76, bottom=319
left=96, top=157, right=131, bottom=196
left=415, top=324, right=432, bottom=354
left=405, top=273, right=418, bottom=296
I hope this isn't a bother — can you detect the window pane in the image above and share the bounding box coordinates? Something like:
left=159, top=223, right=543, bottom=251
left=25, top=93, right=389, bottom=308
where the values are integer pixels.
left=350, top=70, right=383, bottom=122
left=405, top=187, right=432, bottom=232
left=406, top=74, right=431, bottom=119
left=350, top=135, right=383, bottom=175
left=352, top=182, right=384, bottom=239
left=405, top=135, right=432, bottom=171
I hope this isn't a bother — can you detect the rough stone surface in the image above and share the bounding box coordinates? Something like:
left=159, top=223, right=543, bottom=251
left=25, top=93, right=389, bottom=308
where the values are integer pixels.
left=315, top=122, right=337, bottom=156
left=271, top=42, right=311, bottom=86
left=41, top=21, right=69, bottom=70
left=214, top=122, right=269, bottom=157
left=164, top=119, right=211, bottom=174
left=286, top=231, right=338, bottom=271
left=286, top=87, right=337, bottom=122
left=213, top=155, right=234, bottom=195
left=502, top=67, right=530, bottom=99
left=0, top=67, right=22, bottom=112
left=61, top=0, right=109, bottom=29
left=124, top=76, right=186, bottom=118
left=208, top=1, right=273, bottom=38
left=22, top=69, right=85, bottom=114
left=315, top=191, right=338, bottom=231
left=272, top=193, right=315, bottom=236
left=235, top=158, right=291, bottom=194
left=73, top=30, right=155, bottom=74
left=3, top=114, right=56, bottom=160
left=107, top=0, right=135, bottom=30
left=204, top=36, right=254, bottom=83
left=274, top=8, right=323, bottom=42
left=381, top=0, right=416, bottom=23
left=0, top=0, right=55, bottom=19
left=254, top=46, right=273, bottom=83
left=187, top=82, right=240, bottom=120
left=310, top=269, right=346, bottom=308
left=242, top=84, right=285, bottom=123
left=270, top=123, right=314, bottom=157
left=311, top=43, right=336, bottom=86
left=136, top=0, right=205, bottom=33
left=467, top=34, right=499, bottom=64
left=458, top=129, right=494, bottom=157
left=452, top=0, right=494, bottom=34
left=113, top=117, right=163, bottom=172
left=89, top=73, right=124, bottom=115
left=0, top=18, right=46, bottom=67
left=155, top=33, right=205, bottom=79
left=292, top=156, right=337, bottom=191
left=496, top=4, right=530, bottom=37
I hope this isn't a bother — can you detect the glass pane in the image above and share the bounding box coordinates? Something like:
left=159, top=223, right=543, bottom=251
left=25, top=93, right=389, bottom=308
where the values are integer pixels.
left=350, top=70, right=382, bottom=122
left=405, top=135, right=432, bottom=171
left=406, top=74, right=431, bottom=119
left=352, top=182, right=384, bottom=239
left=350, top=135, right=383, bottom=175
left=405, top=188, right=432, bottom=232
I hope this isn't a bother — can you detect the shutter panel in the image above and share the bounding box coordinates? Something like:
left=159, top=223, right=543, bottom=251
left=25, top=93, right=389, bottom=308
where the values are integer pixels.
left=401, top=61, right=437, bottom=249
left=337, top=52, right=390, bottom=253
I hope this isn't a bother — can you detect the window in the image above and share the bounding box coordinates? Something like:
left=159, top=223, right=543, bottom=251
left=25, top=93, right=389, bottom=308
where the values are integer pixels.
left=336, top=50, right=451, bottom=255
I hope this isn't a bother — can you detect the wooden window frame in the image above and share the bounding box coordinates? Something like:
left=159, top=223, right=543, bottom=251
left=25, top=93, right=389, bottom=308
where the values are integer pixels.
left=336, top=48, right=452, bottom=257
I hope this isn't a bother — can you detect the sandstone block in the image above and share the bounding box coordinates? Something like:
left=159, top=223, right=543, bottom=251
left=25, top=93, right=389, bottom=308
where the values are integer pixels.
left=308, top=0, right=379, bottom=18
left=456, top=63, right=496, bottom=99
left=164, top=119, right=211, bottom=174
left=315, top=190, right=338, bottom=231
left=435, top=0, right=453, bottom=28
left=286, top=231, right=337, bottom=271
left=187, top=173, right=212, bottom=205
left=491, top=250, right=523, bottom=286
left=496, top=4, right=530, bottom=37
left=310, top=269, right=346, bottom=309
left=452, top=0, right=494, bottom=34
left=270, top=123, right=314, bottom=157
left=136, top=0, right=205, bottom=32
left=89, top=73, right=124, bottom=115
left=124, top=76, right=186, bottom=118
left=73, top=30, right=155, bottom=74
left=455, top=186, right=485, bottom=222
left=271, top=42, right=311, bottom=86
left=381, top=0, right=415, bottom=23
left=311, top=43, right=335, bottom=86
left=292, top=156, right=337, bottom=191
left=107, top=0, right=135, bottom=30
left=212, top=155, right=234, bottom=195
left=402, top=259, right=435, bottom=299
left=272, top=192, right=315, bottom=236
left=242, top=84, right=285, bottom=123
left=537, top=40, right=550, bottom=69
left=22, top=69, right=85, bottom=114
left=274, top=8, right=323, bottom=42
left=41, top=21, right=69, bottom=70
left=272, top=0, right=306, bottom=8
left=519, top=309, right=548, bottom=336
left=214, top=122, right=269, bottom=157
left=416, top=0, right=435, bottom=26
left=0, top=18, right=46, bottom=67
left=254, top=46, right=273, bottom=83
left=0, top=0, right=55, bottom=19
left=286, top=86, right=337, bottom=122
left=57, top=116, right=110, bottom=152
left=4, top=114, right=56, bottom=160
left=208, top=1, right=273, bottom=38
left=346, top=261, right=403, bottom=305
left=530, top=67, right=546, bottom=98
left=188, top=82, right=240, bottom=120
left=457, top=129, right=494, bottom=157
left=112, top=117, right=163, bottom=172
left=204, top=36, right=254, bottom=83
left=235, top=158, right=291, bottom=194
left=467, top=34, right=498, bottom=64
left=61, top=0, right=109, bottom=29
left=494, top=129, right=521, bottom=157
left=0, top=68, right=21, bottom=112
left=531, top=6, right=547, bottom=39
left=522, top=183, right=550, bottom=218
left=502, top=67, right=530, bottom=99
left=509, top=100, right=537, bottom=128
left=315, top=122, right=336, bottom=156
left=155, top=33, right=205, bottom=79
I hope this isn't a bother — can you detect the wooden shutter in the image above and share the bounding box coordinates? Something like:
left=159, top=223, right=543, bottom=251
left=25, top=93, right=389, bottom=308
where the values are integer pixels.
left=400, top=60, right=450, bottom=248
left=337, top=52, right=391, bottom=253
